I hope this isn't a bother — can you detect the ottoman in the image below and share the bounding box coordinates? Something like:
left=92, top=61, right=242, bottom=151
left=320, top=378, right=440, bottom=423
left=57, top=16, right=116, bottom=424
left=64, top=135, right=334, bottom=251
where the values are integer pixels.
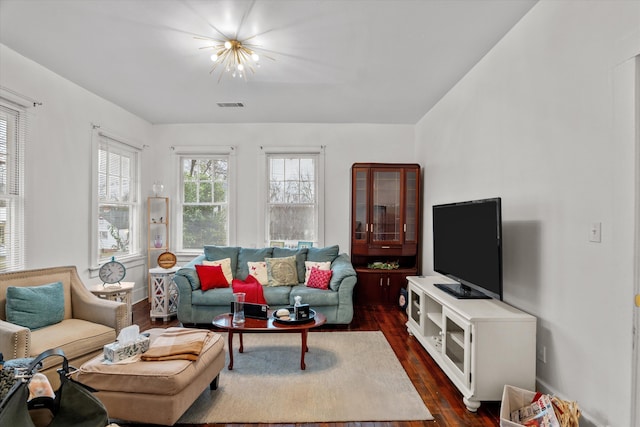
left=75, top=328, right=225, bottom=426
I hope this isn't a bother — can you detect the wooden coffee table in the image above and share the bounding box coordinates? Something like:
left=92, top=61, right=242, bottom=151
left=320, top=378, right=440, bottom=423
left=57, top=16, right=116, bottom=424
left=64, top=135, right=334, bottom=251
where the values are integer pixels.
left=212, top=310, right=326, bottom=370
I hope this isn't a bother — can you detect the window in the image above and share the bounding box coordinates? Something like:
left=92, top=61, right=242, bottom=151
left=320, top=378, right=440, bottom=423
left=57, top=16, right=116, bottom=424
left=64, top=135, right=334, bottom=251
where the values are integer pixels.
left=179, top=156, right=230, bottom=250
left=264, top=149, right=324, bottom=247
left=0, top=101, right=25, bottom=272
left=95, top=132, right=141, bottom=263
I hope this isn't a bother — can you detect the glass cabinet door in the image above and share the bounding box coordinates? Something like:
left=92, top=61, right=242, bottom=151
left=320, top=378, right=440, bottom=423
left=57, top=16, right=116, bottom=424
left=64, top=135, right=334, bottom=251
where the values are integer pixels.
left=442, top=308, right=472, bottom=390
left=371, top=169, right=401, bottom=244
left=404, top=169, right=418, bottom=243
left=353, top=168, right=369, bottom=243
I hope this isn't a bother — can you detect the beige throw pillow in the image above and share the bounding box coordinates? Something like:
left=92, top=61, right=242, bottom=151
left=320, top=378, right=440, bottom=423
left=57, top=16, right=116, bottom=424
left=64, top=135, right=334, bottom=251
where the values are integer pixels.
left=202, top=258, right=233, bottom=285
left=304, top=261, right=331, bottom=284
left=265, top=256, right=298, bottom=286
left=247, top=261, right=269, bottom=285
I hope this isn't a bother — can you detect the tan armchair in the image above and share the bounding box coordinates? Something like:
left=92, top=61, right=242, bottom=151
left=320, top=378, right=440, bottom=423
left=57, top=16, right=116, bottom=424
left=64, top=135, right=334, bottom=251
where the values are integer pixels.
left=0, top=266, right=127, bottom=385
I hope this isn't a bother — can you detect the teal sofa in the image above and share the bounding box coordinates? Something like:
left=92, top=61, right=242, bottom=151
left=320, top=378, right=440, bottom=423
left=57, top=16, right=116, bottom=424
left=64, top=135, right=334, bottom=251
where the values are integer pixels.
left=173, top=245, right=357, bottom=325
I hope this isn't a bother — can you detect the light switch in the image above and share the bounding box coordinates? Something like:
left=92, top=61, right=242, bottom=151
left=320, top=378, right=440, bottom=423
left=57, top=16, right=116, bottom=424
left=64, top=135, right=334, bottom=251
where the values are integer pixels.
left=589, top=222, right=601, bottom=243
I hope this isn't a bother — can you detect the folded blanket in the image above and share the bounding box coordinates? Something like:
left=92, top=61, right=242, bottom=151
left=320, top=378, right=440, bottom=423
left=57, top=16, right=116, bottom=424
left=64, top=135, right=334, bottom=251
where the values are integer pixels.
left=141, top=328, right=212, bottom=361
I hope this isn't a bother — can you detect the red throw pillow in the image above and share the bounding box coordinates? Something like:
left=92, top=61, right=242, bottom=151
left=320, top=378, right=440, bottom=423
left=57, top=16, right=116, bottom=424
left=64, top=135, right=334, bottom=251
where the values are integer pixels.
left=306, top=267, right=332, bottom=290
left=232, top=274, right=268, bottom=305
left=195, top=264, right=229, bottom=291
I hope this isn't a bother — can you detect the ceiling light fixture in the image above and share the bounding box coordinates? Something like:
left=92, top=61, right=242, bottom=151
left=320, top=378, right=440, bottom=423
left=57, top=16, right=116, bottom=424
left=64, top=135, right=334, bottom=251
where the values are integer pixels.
left=196, top=36, right=272, bottom=82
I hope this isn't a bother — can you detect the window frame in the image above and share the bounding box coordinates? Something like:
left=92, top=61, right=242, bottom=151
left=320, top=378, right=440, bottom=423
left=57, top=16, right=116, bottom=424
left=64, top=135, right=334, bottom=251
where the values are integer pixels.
left=259, top=146, right=325, bottom=248
left=174, top=146, right=236, bottom=254
left=0, top=99, right=26, bottom=273
left=91, top=128, right=143, bottom=267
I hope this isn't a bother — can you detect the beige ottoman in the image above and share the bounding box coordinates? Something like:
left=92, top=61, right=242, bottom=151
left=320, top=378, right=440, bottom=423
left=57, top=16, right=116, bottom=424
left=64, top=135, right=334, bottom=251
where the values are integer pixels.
left=75, top=328, right=225, bottom=426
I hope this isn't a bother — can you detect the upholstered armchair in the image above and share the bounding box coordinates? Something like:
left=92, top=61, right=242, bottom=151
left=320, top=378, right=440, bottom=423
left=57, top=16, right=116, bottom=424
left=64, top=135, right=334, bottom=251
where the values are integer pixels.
left=0, top=266, right=127, bottom=385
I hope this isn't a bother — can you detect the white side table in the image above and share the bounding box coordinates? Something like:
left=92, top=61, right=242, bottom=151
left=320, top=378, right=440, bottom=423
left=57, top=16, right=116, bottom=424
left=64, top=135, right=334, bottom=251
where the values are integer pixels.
left=90, top=281, right=135, bottom=327
left=149, top=266, right=180, bottom=322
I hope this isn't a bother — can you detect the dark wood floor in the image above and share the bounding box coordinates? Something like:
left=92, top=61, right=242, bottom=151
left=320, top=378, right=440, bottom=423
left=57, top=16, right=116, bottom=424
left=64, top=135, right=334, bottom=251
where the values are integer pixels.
left=124, top=301, right=501, bottom=427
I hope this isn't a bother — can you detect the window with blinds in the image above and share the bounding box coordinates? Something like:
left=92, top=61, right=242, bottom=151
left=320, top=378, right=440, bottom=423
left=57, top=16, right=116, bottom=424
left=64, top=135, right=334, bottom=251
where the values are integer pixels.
left=97, top=134, right=140, bottom=262
left=0, top=102, right=26, bottom=272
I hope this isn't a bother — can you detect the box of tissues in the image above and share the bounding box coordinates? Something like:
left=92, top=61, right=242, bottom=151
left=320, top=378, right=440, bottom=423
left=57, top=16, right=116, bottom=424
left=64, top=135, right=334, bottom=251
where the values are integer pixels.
left=103, top=325, right=150, bottom=362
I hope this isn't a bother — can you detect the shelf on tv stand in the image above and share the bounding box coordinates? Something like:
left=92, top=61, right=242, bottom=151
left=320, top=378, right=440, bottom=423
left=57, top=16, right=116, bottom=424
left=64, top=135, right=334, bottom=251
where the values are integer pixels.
left=406, top=276, right=536, bottom=412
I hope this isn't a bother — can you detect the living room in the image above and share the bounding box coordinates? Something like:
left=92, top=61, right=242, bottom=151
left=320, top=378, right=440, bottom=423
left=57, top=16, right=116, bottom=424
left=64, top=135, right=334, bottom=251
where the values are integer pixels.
left=0, top=1, right=639, bottom=426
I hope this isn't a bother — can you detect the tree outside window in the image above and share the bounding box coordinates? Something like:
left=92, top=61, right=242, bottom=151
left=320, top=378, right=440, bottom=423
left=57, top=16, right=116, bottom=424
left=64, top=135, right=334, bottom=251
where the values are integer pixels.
left=180, top=157, right=229, bottom=249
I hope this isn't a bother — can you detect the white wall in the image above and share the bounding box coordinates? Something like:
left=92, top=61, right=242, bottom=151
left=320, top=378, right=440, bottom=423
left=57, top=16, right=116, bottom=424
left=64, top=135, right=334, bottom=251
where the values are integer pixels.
left=0, top=44, right=153, bottom=299
left=151, top=123, right=415, bottom=256
left=415, top=1, right=640, bottom=426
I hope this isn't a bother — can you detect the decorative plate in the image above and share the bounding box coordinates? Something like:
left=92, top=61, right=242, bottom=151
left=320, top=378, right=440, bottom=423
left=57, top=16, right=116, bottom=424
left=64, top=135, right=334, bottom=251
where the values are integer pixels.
left=157, top=251, right=177, bottom=268
left=272, top=308, right=316, bottom=324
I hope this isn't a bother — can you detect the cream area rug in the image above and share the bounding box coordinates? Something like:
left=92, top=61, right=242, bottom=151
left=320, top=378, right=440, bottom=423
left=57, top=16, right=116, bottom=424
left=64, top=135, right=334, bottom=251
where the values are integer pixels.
left=177, top=331, right=432, bottom=424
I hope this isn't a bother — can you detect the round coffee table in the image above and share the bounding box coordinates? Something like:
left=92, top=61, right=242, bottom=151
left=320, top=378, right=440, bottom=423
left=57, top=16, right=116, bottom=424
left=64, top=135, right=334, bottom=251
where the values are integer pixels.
left=212, top=310, right=326, bottom=370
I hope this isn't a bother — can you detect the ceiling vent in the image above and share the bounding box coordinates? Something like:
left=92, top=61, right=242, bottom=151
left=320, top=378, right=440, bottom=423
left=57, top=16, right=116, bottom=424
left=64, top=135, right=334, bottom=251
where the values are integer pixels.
left=217, top=102, right=244, bottom=108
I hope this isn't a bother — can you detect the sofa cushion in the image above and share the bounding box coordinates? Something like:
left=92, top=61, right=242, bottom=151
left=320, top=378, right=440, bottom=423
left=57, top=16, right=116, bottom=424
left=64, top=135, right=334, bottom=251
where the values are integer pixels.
left=306, top=267, right=332, bottom=290
left=192, top=288, right=234, bottom=306
left=204, top=246, right=240, bottom=277
left=232, top=275, right=267, bottom=305
left=307, top=245, right=339, bottom=263
left=6, top=281, right=65, bottom=330
left=290, top=286, right=340, bottom=307
left=272, top=247, right=308, bottom=283
left=195, top=264, right=229, bottom=290
left=202, top=258, right=233, bottom=284
left=265, top=256, right=298, bottom=286
left=237, top=247, right=273, bottom=280
left=30, top=318, right=116, bottom=371
left=262, top=286, right=292, bottom=306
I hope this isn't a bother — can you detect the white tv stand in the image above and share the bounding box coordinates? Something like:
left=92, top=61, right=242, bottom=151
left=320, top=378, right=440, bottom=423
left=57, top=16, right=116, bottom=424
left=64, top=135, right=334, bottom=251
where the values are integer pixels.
left=406, top=276, right=536, bottom=412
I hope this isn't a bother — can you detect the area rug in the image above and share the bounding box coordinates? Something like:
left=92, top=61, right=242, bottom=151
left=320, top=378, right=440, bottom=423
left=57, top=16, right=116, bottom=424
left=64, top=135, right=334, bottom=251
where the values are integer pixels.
left=177, top=331, right=433, bottom=424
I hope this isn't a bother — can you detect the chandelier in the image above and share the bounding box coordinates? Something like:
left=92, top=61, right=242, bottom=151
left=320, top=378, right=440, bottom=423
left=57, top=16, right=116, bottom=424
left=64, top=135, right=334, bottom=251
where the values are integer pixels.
left=196, top=36, right=271, bottom=82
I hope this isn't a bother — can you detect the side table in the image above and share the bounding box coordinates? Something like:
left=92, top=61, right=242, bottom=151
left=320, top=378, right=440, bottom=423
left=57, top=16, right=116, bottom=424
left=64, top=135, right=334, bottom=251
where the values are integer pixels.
left=90, top=281, right=134, bottom=327
left=149, top=266, right=180, bottom=322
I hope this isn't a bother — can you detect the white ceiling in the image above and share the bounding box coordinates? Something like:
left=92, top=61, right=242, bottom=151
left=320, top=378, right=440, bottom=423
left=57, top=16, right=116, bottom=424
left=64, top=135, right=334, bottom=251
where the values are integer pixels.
left=0, top=0, right=537, bottom=125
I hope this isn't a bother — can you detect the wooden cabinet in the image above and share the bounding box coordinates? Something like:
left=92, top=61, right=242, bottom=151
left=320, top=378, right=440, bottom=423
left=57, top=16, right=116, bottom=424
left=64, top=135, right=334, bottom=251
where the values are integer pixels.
left=351, top=163, right=421, bottom=305
left=406, top=276, right=536, bottom=412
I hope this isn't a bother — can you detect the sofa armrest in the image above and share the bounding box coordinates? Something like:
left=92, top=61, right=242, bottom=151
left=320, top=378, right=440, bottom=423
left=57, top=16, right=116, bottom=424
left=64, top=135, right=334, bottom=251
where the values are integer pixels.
left=329, top=253, right=357, bottom=292
left=71, top=285, right=127, bottom=335
left=0, top=319, right=30, bottom=359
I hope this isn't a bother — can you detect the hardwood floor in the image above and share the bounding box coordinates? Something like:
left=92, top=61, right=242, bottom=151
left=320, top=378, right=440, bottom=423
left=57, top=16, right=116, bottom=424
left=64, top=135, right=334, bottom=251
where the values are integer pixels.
left=123, top=301, right=501, bottom=427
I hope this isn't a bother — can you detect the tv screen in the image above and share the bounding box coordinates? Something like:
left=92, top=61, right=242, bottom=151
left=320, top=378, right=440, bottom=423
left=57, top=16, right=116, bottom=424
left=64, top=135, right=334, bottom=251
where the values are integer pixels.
left=432, top=197, right=502, bottom=300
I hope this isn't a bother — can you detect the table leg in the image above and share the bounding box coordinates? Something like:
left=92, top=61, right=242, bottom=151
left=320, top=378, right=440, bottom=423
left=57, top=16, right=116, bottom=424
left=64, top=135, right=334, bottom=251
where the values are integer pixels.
left=239, top=332, right=244, bottom=353
left=227, top=330, right=234, bottom=370
left=300, top=330, right=308, bottom=370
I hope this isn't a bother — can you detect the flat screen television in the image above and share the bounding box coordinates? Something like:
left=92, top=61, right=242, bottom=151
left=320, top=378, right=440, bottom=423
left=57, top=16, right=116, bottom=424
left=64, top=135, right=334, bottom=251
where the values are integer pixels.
left=432, top=197, right=503, bottom=300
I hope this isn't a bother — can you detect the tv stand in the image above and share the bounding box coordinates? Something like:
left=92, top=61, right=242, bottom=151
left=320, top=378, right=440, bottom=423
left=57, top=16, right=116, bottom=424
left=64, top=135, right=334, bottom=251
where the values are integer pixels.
left=434, top=283, right=491, bottom=299
left=407, top=276, right=536, bottom=411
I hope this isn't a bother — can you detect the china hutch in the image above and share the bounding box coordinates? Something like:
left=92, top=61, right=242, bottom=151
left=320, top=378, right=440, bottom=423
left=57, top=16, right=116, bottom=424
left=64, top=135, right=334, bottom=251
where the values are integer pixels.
left=350, top=163, right=421, bottom=305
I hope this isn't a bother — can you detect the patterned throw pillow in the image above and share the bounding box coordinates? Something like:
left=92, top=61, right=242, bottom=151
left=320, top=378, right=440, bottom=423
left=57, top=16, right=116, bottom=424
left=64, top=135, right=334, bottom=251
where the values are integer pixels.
left=306, top=267, right=332, bottom=290
left=265, top=256, right=298, bottom=286
left=247, top=261, right=268, bottom=285
left=202, top=258, right=233, bottom=284
left=195, top=264, right=229, bottom=290
left=304, top=261, right=331, bottom=284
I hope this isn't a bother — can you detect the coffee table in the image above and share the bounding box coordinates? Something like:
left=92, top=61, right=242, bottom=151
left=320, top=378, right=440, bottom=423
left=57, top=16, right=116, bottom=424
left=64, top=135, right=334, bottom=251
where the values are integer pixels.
left=212, top=310, right=326, bottom=370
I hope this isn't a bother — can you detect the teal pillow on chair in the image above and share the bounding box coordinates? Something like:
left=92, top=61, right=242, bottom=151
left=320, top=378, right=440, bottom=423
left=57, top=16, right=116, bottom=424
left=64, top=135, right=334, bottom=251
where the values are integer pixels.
left=6, top=281, right=65, bottom=330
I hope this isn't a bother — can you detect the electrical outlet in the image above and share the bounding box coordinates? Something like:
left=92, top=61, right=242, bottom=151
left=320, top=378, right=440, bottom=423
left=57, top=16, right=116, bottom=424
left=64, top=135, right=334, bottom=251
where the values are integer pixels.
left=589, top=222, right=602, bottom=243
left=536, top=346, right=547, bottom=363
